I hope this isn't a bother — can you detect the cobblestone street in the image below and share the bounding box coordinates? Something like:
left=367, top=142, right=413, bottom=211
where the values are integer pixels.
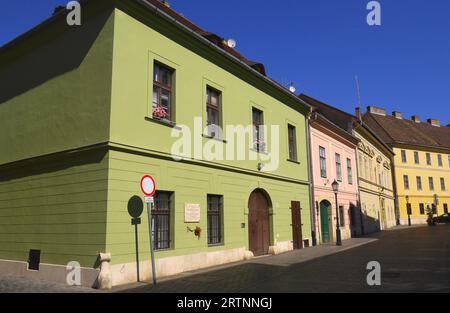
left=1, top=226, right=448, bottom=293
left=117, top=225, right=450, bottom=293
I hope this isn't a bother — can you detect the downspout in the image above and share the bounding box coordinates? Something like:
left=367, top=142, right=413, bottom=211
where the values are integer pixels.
left=390, top=154, right=400, bottom=225
left=352, top=114, right=365, bottom=236
left=354, top=146, right=365, bottom=236
left=305, top=110, right=317, bottom=246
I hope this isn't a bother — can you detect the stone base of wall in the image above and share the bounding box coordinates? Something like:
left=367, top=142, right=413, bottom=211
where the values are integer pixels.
left=1, top=244, right=300, bottom=288
left=0, top=259, right=100, bottom=288
left=400, top=218, right=428, bottom=226
left=110, top=247, right=249, bottom=287
left=268, top=241, right=294, bottom=255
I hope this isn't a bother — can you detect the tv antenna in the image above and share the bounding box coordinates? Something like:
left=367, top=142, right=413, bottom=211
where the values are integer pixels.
left=355, top=75, right=362, bottom=107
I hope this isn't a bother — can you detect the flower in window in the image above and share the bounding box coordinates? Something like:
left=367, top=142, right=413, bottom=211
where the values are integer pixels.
left=153, top=106, right=168, bottom=120
left=254, top=139, right=266, bottom=152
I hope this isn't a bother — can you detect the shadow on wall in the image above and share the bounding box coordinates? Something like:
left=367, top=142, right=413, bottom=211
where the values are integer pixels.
left=0, top=147, right=107, bottom=182
left=350, top=201, right=381, bottom=238
left=0, top=6, right=113, bottom=104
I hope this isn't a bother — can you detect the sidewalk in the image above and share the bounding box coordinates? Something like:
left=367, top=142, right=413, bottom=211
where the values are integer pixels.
left=114, top=237, right=378, bottom=293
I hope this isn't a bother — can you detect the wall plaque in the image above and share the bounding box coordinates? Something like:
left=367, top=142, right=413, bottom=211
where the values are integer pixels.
left=184, top=203, right=201, bottom=223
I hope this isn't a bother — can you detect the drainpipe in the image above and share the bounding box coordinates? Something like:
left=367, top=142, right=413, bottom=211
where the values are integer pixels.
left=354, top=148, right=365, bottom=236
left=305, top=110, right=317, bottom=246
left=390, top=154, right=400, bottom=225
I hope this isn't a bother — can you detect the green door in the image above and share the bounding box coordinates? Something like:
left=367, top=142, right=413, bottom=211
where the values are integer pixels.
left=320, top=201, right=330, bottom=243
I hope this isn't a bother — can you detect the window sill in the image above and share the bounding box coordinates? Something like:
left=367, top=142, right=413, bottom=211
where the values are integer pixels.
left=202, top=134, right=228, bottom=144
left=208, top=243, right=225, bottom=248
left=250, top=148, right=269, bottom=155
left=145, top=117, right=181, bottom=130
left=287, top=159, right=301, bottom=165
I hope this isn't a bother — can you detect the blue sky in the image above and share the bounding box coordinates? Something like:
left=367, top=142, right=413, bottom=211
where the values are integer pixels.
left=1, top=0, right=449, bottom=124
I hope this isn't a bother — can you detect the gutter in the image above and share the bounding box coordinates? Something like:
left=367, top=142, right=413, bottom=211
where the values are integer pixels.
left=134, top=0, right=311, bottom=115
left=306, top=111, right=317, bottom=246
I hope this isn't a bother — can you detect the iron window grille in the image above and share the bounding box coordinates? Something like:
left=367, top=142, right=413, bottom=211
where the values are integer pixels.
left=207, top=195, right=223, bottom=246
left=152, top=191, right=173, bottom=250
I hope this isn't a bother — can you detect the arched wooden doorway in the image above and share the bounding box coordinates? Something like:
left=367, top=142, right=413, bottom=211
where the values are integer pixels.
left=248, top=189, right=271, bottom=256
left=320, top=200, right=332, bottom=243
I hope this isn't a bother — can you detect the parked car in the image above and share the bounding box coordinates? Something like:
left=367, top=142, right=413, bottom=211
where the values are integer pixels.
left=433, top=214, right=450, bottom=224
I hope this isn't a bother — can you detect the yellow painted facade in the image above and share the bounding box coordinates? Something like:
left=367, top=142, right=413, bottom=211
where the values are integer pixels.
left=394, top=147, right=450, bottom=225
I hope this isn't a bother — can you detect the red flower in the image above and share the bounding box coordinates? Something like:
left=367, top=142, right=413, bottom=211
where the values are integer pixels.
left=153, top=106, right=168, bottom=119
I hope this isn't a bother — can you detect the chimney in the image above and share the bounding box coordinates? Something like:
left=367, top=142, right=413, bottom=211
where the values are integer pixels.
left=367, top=106, right=386, bottom=116
left=411, top=115, right=421, bottom=123
left=427, top=119, right=441, bottom=127
left=392, top=111, right=403, bottom=119
left=161, top=0, right=171, bottom=8
left=355, top=107, right=362, bottom=121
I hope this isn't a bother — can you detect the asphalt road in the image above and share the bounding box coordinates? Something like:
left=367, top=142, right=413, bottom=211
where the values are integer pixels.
left=119, top=225, right=450, bottom=293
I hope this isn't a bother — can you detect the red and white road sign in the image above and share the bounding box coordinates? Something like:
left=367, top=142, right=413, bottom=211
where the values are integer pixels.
left=140, top=175, right=156, bottom=197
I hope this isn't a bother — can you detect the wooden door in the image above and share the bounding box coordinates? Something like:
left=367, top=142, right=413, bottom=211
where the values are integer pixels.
left=291, top=201, right=303, bottom=249
left=320, top=201, right=331, bottom=243
left=248, top=191, right=270, bottom=256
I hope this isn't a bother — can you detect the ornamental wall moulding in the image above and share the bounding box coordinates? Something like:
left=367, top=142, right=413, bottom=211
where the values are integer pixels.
left=358, top=142, right=375, bottom=158
left=376, top=156, right=383, bottom=164
left=383, top=161, right=391, bottom=170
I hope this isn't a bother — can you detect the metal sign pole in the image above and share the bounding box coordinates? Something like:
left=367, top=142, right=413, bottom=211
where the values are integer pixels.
left=147, top=200, right=157, bottom=286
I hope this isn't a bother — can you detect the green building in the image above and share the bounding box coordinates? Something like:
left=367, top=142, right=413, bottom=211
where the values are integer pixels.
left=0, top=0, right=312, bottom=287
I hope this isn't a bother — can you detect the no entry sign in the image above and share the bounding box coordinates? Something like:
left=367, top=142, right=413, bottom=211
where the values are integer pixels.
left=140, top=175, right=156, bottom=197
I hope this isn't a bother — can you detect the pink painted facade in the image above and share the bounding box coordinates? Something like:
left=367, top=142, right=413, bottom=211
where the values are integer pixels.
left=310, top=116, right=361, bottom=243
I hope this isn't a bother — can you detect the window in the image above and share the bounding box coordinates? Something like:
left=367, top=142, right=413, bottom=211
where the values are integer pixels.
left=336, top=154, right=342, bottom=182
left=252, top=108, right=265, bottom=152
left=426, top=153, right=432, bottom=166
left=444, top=204, right=449, bottom=214
left=287, top=125, right=298, bottom=161
left=339, top=206, right=345, bottom=227
left=347, top=158, right=353, bottom=185
left=416, top=176, right=422, bottom=191
left=414, top=151, right=420, bottom=165
left=429, top=177, right=434, bottom=191
left=441, top=178, right=446, bottom=191
left=420, top=203, right=425, bottom=215
left=406, top=203, right=412, bottom=215
left=401, top=150, right=407, bottom=163
left=448, top=156, right=450, bottom=168
left=377, top=165, right=382, bottom=185
left=207, top=195, right=223, bottom=246
left=358, top=154, right=363, bottom=176
left=319, top=146, right=327, bottom=178
left=403, top=175, right=410, bottom=190
left=153, top=62, right=174, bottom=121
left=364, top=157, right=369, bottom=179
left=438, top=154, right=443, bottom=167
left=206, top=86, right=222, bottom=138
left=152, top=191, right=173, bottom=250
left=369, top=159, right=373, bottom=181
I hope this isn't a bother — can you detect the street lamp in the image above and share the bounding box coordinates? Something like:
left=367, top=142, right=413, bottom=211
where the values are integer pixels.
left=406, top=195, right=411, bottom=227
left=332, top=180, right=342, bottom=246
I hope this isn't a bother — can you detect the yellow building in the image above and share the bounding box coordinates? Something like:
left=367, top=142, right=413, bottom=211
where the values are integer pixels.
left=363, top=108, right=450, bottom=225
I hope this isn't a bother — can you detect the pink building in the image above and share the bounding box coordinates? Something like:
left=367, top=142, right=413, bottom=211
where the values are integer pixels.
left=309, top=112, right=361, bottom=243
